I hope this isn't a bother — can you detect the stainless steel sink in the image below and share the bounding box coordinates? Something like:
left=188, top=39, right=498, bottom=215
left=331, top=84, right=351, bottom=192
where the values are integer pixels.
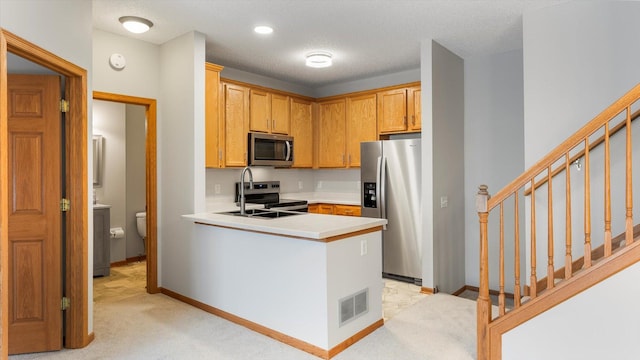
left=219, top=209, right=302, bottom=219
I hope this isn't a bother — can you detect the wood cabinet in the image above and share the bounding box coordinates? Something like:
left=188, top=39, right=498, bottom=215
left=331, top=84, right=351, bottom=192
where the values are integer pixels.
left=346, top=93, right=378, bottom=167
left=318, top=99, right=347, bottom=167
left=290, top=97, right=313, bottom=168
left=249, top=90, right=290, bottom=134
left=223, top=82, right=250, bottom=167
left=377, top=85, right=421, bottom=134
left=205, top=63, right=223, bottom=168
left=308, top=203, right=361, bottom=216
left=93, top=207, right=111, bottom=277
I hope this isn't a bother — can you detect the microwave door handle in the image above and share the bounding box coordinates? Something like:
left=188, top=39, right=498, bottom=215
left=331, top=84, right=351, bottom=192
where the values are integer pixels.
left=285, top=140, right=292, bottom=161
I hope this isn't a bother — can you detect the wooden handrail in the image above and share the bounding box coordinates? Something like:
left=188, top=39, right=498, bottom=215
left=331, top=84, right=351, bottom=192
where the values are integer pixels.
left=523, top=108, right=640, bottom=196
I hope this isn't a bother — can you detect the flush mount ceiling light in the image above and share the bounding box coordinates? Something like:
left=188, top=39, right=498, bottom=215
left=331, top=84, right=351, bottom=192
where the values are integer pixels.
left=254, top=25, right=273, bottom=34
left=119, top=16, right=153, bottom=34
left=305, top=52, right=333, bottom=68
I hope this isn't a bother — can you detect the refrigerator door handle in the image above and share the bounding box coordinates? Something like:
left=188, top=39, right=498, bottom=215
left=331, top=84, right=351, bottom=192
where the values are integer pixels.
left=379, top=156, right=387, bottom=229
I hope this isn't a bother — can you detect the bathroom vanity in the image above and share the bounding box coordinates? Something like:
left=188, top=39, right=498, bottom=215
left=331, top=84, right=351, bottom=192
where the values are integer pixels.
left=93, top=204, right=111, bottom=277
left=181, top=208, right=387, bottom=358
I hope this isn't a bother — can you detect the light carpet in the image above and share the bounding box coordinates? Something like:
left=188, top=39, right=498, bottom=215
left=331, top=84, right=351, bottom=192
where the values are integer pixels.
left=10, top=292, right=476, bottom=360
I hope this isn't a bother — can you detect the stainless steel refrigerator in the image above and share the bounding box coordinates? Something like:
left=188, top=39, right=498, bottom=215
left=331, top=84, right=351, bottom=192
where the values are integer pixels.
left=360, top=139, right=422, bottom=285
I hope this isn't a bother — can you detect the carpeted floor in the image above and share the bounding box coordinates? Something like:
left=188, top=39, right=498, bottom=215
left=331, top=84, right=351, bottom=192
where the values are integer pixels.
left=10, top=262, right=476, bottom=359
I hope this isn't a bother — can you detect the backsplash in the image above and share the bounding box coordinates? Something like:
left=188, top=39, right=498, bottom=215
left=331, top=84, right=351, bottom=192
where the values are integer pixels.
left=205, top=167, right=360, bottom=208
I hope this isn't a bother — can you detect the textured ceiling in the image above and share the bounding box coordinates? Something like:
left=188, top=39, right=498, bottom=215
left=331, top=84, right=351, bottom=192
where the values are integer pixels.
left=92, top=0, right=568, bottom=88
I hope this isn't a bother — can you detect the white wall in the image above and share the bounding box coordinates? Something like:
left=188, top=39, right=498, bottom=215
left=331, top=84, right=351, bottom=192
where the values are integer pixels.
left=503, top=261, right=640, bottom=359
left=158, top=31, right=207, bottom=291
left=420, top=40, right=435, bottom=290
left=464, top=49, right=525, bottom=291
left=1, top=0, right=94, bottom=332
left=430, top=41, right=465, bottom=294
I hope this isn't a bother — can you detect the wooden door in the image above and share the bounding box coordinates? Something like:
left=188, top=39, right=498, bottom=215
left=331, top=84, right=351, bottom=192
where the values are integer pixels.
left=270, top=93, right=290, bottom=134
left=347, top=94, right=377, bottom=167
left=408, top=86, right=421, bottom=131
left=224, top=83, right=249, bottom=167
left=290, top=97, right=313, bottom=168
left=317, top=99, right=346, bottom=168
left=8, top=74, right=63, bottom=354
left=249, top=89, right=269, bottom=133
left=377, top=88, right=407, bottom=133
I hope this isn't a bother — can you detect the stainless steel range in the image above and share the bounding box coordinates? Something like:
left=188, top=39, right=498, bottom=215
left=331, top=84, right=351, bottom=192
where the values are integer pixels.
left=235, top=181, right=308, bottom=212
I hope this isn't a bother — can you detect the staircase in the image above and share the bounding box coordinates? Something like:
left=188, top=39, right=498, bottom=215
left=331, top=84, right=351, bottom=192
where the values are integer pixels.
left=475, top=83, right=640, bottom=360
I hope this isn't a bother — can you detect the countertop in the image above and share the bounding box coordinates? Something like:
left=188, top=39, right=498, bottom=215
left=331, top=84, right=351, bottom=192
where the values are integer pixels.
left=183, top=202, right=385, bottom=240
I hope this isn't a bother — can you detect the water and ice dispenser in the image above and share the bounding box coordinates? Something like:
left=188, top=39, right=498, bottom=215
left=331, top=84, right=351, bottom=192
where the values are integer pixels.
left=363, top=182, right=377, bottom=208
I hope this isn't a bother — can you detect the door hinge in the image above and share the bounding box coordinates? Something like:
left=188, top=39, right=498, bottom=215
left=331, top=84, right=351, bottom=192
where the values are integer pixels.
left=61, top=296, right=70, bottom=311
left=60, top=198, right=70, bottom=212
left=60, top=99, right=69, bottom=113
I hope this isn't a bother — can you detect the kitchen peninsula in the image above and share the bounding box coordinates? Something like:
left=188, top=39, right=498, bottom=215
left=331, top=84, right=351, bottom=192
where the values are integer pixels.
left=180, top=209, right=387, bottom=359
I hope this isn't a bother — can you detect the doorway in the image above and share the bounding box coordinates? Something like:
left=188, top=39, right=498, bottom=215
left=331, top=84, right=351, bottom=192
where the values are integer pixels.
left=92, top=92, right=158, bottom=294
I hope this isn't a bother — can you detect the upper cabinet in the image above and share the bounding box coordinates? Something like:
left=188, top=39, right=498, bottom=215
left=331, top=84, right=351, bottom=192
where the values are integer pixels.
left=250, top=90, right=290, bottom=135
left=317, top=99, right=347, bottom=168
left=346, top=93, right=377, bottom=167
left=205, top=63, right=224, bottom=168
left=223, top=82, right=250, bottom=167
left=377, top=84, right=421, bottom=134
left=290, top=97, right=313, bottom=168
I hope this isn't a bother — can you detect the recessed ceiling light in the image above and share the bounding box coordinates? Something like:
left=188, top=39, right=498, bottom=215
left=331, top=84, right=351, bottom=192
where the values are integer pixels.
left=119, top=16, right=153, bottom=34
left=306, top=52, right=333, bottom=68
left=254, top=26, right=273, bottom=35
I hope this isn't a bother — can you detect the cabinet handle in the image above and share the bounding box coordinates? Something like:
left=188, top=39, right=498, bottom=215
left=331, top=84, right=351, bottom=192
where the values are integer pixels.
left=404, top=116, right=407, bottom=126
left=342, top=154, right=345, bottom=165
left=273, top=119, right=276, bottom=130
left=412, top=115, right=415, bottom=126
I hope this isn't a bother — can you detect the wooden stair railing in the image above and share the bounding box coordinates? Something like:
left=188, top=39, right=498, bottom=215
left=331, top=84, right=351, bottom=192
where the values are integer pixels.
left=476, top=83, right=640, bottom=360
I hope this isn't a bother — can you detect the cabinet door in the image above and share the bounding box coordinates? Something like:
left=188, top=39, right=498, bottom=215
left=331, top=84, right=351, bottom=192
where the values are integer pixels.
left=93, top=208, right=110, bottom=277
left=224, top=83, right=250, bottom=167
left=317, top=204, right=335, bottom=214
left=408, top=86, right=421, bottom=131
left=290, top=97, right=313, bottom=168
left=334, top=205, right=361, bottom=216
left=249, top=89, right=270, bottom=133
left=271, top=93, right=290, bottom=134
left=347, top=93, right=377, bottom=167
left=377, top=88, right=407, bottom=133
left=205, top=63, right=223, bottom=168
left=318, top=99, right=346, bottom=167
left=307, top=204, right=319, bottom=213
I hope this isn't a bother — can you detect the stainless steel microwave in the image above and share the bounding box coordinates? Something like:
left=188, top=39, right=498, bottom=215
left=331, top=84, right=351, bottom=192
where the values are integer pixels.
left=248, top=132, right=293, bottom=167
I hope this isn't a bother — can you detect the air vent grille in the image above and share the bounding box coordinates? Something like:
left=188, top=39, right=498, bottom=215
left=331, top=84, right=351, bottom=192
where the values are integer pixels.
left=339, top=288, right=369, bottom=326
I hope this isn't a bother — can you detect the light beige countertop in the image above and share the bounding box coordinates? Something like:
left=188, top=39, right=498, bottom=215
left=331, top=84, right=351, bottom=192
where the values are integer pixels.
left=183, top=203, right=384, bottom=240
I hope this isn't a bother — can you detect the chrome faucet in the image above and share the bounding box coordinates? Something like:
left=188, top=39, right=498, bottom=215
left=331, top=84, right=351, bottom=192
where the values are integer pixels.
left=240, top=166, right=254, bottom=215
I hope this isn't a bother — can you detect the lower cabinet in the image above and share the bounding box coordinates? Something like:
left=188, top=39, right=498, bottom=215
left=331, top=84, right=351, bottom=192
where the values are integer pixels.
left=308, top=203, right=361, bottom=216
left=93, top=207, right=111, bottom=277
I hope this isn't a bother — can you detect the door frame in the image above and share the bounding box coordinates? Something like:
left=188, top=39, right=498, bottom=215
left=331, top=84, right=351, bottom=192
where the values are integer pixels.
left=92, top=91, right=158, bottom=295
left=1, top=28, right=90, bottom=356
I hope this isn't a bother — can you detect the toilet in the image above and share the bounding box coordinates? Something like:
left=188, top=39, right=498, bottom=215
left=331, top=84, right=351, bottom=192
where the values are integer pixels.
left=136, top=211, right=147, bottom=240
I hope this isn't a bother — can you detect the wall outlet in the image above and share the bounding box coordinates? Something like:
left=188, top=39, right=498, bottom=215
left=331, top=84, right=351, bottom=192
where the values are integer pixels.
left=360, top=239, right=368, bottom=256
left=298, top=181, right=303, bottom=190
left=440, top=196, right=448, bottom=208
left=317, top=181, right=323, bottom=189
left=214, top=184, right=221, bottom=194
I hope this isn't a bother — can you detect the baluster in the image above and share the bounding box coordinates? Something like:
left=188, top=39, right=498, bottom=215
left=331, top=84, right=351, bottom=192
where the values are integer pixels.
left=530, top=178, right=537, bottom=298
left=626, top=107, right=634, bottom=245
left=584, top=138, right=592, bottom=268
left=604, top=122, right=612, bottom=257
left=565, top=153, right=573, bottom=279
left=499, top=202, right=505, bottom=315
left=514, top=191, right=521, bottom=308
left=547, top=166, right=554, bottom=290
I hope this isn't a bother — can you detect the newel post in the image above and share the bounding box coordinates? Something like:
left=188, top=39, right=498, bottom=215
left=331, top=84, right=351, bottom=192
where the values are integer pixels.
left=476, top=185, right=491, bottom=360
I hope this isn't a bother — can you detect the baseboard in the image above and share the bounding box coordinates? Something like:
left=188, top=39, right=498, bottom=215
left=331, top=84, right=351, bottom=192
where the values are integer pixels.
left=159, top=287, right=382, bottom=359
left=110, top=255, right=147, bottom=268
